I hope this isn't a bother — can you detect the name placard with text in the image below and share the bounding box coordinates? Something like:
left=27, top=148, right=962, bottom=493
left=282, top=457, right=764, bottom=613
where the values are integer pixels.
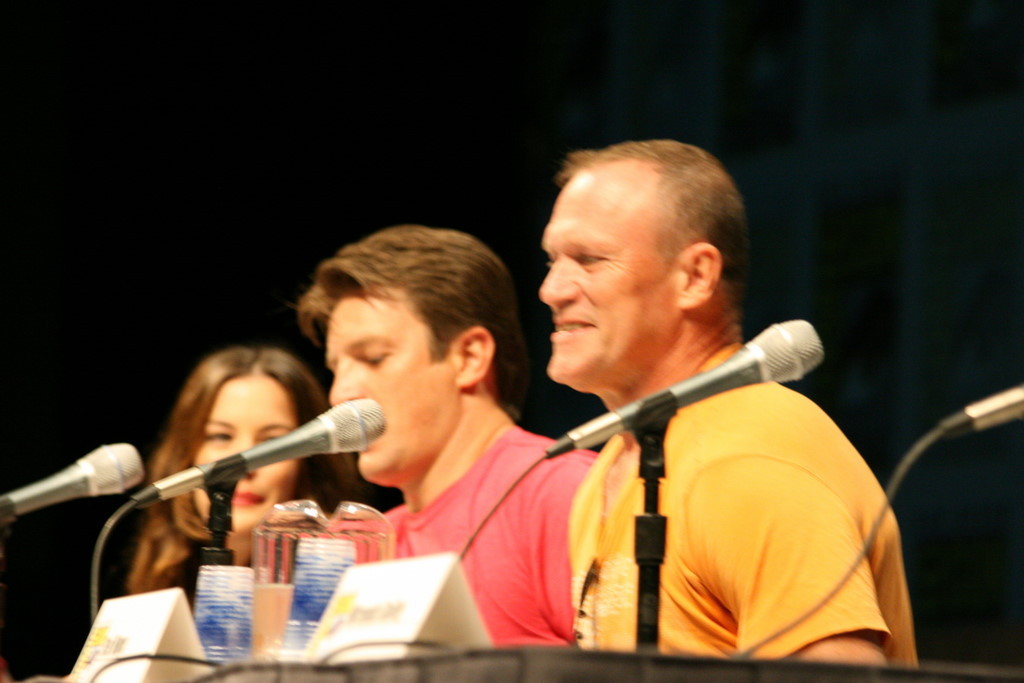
left=307, top=552, right=492, bottom=663
left=70, top=588, right=209, bottom=683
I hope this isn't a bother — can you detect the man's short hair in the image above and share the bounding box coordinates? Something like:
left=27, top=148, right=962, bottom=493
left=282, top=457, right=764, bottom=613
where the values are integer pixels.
left=297, top=224, right=529, bottom=421
left=557, top=139, right=750, bottom=308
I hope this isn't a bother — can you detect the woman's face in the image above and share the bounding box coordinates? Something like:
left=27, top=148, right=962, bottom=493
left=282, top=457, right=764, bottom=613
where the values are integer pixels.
left=192, top=374, right=302, bottom=562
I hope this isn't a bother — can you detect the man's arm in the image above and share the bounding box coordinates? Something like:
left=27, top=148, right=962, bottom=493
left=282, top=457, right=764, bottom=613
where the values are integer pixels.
left=685, top=456, right=899, bottom=661
left=793, top=630, right=886, bottom=665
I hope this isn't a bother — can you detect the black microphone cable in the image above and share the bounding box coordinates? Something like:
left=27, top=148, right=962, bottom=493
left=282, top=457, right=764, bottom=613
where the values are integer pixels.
left=314, top=639, right=461, bottom=664
left=457, top=453, right=549, bottom=561
left=90, top=497, right=139, bottom=622
left=84, top=652, right=215, bottom=683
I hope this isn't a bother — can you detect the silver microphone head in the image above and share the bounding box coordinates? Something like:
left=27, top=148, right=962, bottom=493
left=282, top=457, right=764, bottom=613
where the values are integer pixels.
left=964, top=383, right=1024, bottom=432
left=319, top=398, right=387, bottom=453
left=78, top=443, right=145, bottom=496
left=749, top=320, right=824, bottom=384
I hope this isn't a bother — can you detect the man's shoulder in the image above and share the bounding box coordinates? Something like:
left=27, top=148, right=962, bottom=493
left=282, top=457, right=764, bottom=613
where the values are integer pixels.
left=494, top=426, right=597, bottom=470
left=483, top=428, right=596, bottom=526
left=383, top=502, right=409, bottom=528
left=479, top=427, right=596, bottom=498
left=679, top=381, right=831, bottom=428
left=497, top=425, right=555, bottom=448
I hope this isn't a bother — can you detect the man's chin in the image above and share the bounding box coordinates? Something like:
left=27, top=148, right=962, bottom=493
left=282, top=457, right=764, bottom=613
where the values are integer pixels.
left=547, top=361, right=594, bottom=393
left=356, top=453, right=399, bottom=489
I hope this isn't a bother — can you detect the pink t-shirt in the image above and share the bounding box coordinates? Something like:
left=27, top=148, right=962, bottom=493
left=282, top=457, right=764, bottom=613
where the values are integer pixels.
left=386, top=426, right=595, bottom=646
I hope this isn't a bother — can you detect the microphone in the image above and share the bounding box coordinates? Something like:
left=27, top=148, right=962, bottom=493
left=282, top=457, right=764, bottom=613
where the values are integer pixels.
left=545, top=320, right=824, bottom=456
left=936, top=383, right=1024, bottom=439
left=130, top=398, right=386, bottom=508
left=0, top=444, right=144, bottom=522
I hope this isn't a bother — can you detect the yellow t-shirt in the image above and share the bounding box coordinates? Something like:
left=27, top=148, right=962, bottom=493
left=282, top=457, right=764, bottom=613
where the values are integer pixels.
left=569, top=353, right=917, bottom=664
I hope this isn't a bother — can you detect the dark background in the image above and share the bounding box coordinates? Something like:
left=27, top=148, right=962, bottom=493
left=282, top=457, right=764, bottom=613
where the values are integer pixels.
left=7, top=2, right=1024, bottom=678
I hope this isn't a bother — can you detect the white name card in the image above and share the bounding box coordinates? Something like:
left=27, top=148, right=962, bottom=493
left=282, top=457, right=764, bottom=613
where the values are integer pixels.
left=307, top=552, right=492, bottom=663
left=70, top=587, right=209, bottom=683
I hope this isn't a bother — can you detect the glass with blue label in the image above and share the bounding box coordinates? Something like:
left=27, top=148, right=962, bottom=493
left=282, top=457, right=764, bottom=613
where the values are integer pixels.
left=279, top=535, right=356, bottom=658
left=193, top=564, right=254, bottom=663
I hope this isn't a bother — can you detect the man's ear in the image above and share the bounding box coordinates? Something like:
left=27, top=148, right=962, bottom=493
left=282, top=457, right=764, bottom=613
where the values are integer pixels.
left=448, top=325, right=497, bottom=390
left=677, top=241, right=723, bottom=310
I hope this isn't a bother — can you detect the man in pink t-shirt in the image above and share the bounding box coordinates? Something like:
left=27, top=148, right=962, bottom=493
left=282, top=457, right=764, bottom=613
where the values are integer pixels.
left=297, top=225, right=594, bottom=645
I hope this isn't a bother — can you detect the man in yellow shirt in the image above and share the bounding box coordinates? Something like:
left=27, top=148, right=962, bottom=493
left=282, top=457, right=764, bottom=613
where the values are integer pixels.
left=539, top=139, right=916, bottom=665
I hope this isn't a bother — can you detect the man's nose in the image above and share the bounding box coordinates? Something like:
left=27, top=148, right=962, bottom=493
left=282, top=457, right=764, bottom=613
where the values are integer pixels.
left=329, top=374, right=364, bottom=406
left=539, top=259, right=578, bottom=308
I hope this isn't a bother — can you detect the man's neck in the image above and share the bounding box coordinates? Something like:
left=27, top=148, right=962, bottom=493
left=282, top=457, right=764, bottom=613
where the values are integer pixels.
left=600, top=317, right=741, bottom=513
left=401, top=400, right=514, bottom=513
left=601, top=318, right=741, bottom=411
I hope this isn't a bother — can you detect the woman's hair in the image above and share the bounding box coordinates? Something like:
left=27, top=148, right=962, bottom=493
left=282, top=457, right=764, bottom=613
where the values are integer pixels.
left=124, top=344, right=365, bottom=598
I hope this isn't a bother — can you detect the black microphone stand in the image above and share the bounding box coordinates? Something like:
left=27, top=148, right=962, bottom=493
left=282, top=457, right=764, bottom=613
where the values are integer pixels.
left=630, top=391, right=677, bottom=651
left=199, top=480, right=237, bottom=566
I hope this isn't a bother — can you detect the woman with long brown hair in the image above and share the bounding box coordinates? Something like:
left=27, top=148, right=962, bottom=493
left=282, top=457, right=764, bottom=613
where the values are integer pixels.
left=125, top=343, right=365, bottom=599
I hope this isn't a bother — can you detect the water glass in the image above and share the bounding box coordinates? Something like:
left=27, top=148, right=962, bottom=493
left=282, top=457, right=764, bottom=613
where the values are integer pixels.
left=251, top=499, right=329, bottom=659
left=193, top=564, right=254, bottom=663
left=280, top=536, right=355, bottom=658
left=327, top=500, right=395, bottom=564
